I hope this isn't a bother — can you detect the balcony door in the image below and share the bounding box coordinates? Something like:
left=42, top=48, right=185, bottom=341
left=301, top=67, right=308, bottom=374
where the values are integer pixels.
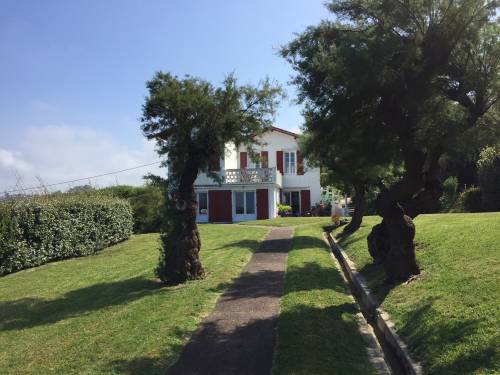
left=233, top=191, right=256, bottom=221
left=282, top=191, right=300, bottom=216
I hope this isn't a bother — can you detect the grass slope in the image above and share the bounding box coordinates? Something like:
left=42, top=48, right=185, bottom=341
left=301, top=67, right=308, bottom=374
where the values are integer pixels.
left=272, top=223, right=377, bottom=375
left=333, top=213, right=500, bottom=375
left=0, top=225, right=268, bottom=375
left=239, top=216, right=331, bottom=227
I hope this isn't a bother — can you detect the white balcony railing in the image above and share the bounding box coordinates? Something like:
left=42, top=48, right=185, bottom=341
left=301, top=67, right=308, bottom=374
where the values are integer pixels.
left=223, top=167, right=281, bottom=185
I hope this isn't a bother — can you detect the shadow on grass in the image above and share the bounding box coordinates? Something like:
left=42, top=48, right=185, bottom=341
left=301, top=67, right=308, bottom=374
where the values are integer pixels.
left=396, top=298, right=495, bottom=375
left=0, top=276, right=163, bottom=331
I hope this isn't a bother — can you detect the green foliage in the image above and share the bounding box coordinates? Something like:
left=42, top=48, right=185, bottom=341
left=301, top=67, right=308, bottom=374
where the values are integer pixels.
left=277, top=203, right=292, bottom=215
left=100, top=184, right=166, bottom=233
left=0, top=194, right=133, bottom=275
left=141, top=72, right=283, bottom=283
left=455, top=187, right=483, bottom=213
left=283, top=0, right=499, bottom=218
left=440, top=176, right=459, bottom=212
left=477, top=145, right=500, bottom=211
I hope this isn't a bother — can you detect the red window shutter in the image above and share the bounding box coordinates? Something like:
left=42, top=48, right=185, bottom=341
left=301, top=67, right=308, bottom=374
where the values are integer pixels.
left=297, top=150, right=304, bottom=175
left=256, top=189, right=269, bottom=220
left=240, top=152, right=248, bottom=169
left=261, top=151, right=268, bottom=168
left=209, top=153, right=220, bottom=171
left=276, top=151, right=283, bottom=174
left=300, top=190, right=311, bottom=215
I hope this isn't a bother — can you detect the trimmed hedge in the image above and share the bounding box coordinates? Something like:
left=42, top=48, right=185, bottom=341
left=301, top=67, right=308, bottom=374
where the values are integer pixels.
left=0, top=194, right=133, bottom=276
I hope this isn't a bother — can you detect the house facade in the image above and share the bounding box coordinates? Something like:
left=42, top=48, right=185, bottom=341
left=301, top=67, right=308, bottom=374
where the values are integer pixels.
left=194, top=127, right=321, bottom=222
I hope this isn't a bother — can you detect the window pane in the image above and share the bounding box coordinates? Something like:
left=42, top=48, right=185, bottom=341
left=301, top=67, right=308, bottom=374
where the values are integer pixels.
left=198, top=192, right=208, bottom=214
left=246, top=192, right=255, bottom=214
left=290, top=152, right=295, bottom=173
left=285, top=152, right=290, bottom=173
left=235, top=192, right=245, bottom=214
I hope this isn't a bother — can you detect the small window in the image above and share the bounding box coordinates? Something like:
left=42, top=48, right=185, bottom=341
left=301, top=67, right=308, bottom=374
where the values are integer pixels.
left=198, top=192, right=208, bottom=215
left=284, top=151, right=296, bottom=174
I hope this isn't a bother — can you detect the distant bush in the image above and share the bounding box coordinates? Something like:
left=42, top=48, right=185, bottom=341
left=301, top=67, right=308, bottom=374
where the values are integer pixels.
left=455, top=186, right=483, bottom=213
left=100, top=185, right=165, bottom=233
left=0, top=194, right=133, bottom=276
left=477, top=145, right=500, bottom=212
left=277, top=204, right=292, bottom=216
left=440, top=176, right=459, bottom=212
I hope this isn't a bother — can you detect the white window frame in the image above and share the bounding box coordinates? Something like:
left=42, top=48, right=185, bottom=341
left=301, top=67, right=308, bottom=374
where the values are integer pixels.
left=284, top=151, right=296, bottom=174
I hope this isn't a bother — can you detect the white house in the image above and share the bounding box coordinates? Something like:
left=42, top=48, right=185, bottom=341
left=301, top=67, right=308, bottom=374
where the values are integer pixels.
left=194, top=126, right=321, bottom=222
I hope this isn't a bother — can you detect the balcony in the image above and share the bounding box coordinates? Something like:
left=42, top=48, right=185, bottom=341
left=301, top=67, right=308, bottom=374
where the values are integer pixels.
left=223, top=167, right=282, bottom=186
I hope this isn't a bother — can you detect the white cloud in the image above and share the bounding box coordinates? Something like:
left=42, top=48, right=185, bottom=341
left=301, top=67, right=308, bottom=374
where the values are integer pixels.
left=0, top=125, right=165, bottom=195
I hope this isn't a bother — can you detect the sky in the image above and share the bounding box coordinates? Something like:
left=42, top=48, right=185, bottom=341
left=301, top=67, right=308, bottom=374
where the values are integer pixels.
left=0, top=0, right=331, bottom=194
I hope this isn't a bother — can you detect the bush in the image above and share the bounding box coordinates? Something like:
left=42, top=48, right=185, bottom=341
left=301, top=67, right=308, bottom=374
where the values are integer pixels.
left=100, top=185, right=166, bottom=233
left=0, top=194, right=133, bottom=276
left=277, top=204, right=292, bottom=216
left=440, top=176, right=459, bottom=212
left=455, top=187, right=483, bottom=213
left=477, top=145, right=500, bottom=212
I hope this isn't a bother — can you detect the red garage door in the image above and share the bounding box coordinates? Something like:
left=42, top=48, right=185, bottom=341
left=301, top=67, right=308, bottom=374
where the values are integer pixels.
left=256, top=189, right=269, bottom=220
left=208, top=190, right=232, bottom=222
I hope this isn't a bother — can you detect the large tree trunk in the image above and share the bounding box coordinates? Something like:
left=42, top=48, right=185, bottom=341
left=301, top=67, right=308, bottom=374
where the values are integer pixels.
left=343, top=183, right=366, bottom=234
left=156, top=160, right=205, bottom=285
left=367, top=149, right=444, bottom=282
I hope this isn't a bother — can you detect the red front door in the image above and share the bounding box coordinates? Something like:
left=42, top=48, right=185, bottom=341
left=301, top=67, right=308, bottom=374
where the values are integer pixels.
left=208, top=190, right=232, bottom=222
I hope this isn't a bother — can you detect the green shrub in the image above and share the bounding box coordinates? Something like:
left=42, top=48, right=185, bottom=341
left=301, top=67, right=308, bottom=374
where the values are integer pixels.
left=277, top=204, right=292, bottom=216
left=477, top=145, right=500, bottom=212
left=100, top=185, right=166, bottom=233
left=0, top=194, right=133, bottom=276
left=455, top=186, right=483, bottom=213
left=440, top=176, right=459, bottom=212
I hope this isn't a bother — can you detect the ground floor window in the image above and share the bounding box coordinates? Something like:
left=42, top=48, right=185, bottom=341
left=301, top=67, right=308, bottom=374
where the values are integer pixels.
left=282, top=191, right=300, bottom=215
left=234, top=191, right=255, bottom=215
left=197, top=192, right=208, bottom=215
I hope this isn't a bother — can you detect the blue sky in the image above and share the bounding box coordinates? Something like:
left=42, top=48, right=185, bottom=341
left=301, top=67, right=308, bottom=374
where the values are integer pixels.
left=0, top=0, right=331, bottom=192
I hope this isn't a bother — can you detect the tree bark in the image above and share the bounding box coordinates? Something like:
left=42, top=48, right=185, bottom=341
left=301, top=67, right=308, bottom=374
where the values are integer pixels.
left=343, top=183, right=366, bottom=234
left=156, top=159, right=205, bottom=285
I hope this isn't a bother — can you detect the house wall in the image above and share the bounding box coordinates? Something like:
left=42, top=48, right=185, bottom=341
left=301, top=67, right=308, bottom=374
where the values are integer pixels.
left=237, top=131, right=321, bottom=205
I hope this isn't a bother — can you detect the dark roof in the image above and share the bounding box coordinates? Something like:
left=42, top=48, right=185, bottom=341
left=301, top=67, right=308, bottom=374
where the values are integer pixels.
left=270, top=126, right=300, bottom=138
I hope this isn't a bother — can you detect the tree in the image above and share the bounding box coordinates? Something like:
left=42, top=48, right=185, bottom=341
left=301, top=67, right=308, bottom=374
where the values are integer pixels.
left=284, top=0, right=499, bottom=282
left=141, top=72, right=282, bottom=284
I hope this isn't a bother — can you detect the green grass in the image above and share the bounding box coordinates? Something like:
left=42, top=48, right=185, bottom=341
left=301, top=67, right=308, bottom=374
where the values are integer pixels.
left=239, top=216, right=331, bottom=227
left=0, top=225, right=268, bottom=375
left=333, top=213, right=500, bottom=375
left=272, top=223, right=377, bottom=375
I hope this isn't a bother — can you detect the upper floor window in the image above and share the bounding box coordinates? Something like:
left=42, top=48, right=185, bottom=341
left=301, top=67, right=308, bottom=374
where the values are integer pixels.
left=284, top=151, right=296, bottom=174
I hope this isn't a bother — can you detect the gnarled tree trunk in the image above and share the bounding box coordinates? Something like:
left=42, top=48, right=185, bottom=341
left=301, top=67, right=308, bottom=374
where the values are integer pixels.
left=343, top=182, right=366, bottom=234
left=368, top=150, right=443, bottom=282
left=156, top=160, right=205, bottom=285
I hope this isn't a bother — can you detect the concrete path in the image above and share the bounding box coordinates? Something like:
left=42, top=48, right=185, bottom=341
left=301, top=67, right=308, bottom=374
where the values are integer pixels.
left=167, top=228, right=293, bottom=375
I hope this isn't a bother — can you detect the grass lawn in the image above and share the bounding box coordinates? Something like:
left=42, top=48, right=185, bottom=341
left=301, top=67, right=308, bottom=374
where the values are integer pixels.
left=0, top=225, right=268, bottom=375
left=272, top=222, right=378, bottom=374
left=239, top=216, right=331, bottom=227
left=333, top=213, right=500, bottom=375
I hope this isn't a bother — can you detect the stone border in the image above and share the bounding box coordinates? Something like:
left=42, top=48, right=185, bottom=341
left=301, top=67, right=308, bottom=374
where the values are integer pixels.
left=324, top=232, right=423, bottom=375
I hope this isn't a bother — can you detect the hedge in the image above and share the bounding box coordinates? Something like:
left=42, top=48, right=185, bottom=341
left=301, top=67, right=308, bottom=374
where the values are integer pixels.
left=0, top=194, right=133, bottom=276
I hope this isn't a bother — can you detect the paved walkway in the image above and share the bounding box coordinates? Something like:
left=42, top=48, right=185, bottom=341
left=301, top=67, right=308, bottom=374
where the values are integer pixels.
left=167, top=228, right=293, bottom=375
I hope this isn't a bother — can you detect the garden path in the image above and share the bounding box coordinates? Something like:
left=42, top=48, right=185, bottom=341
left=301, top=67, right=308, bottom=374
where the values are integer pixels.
left=167, top=227, right=293, bottom=375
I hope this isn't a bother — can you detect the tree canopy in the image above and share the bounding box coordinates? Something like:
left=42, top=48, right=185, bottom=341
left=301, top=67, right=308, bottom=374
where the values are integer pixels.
left=141, top=72, right=282, bottom=284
